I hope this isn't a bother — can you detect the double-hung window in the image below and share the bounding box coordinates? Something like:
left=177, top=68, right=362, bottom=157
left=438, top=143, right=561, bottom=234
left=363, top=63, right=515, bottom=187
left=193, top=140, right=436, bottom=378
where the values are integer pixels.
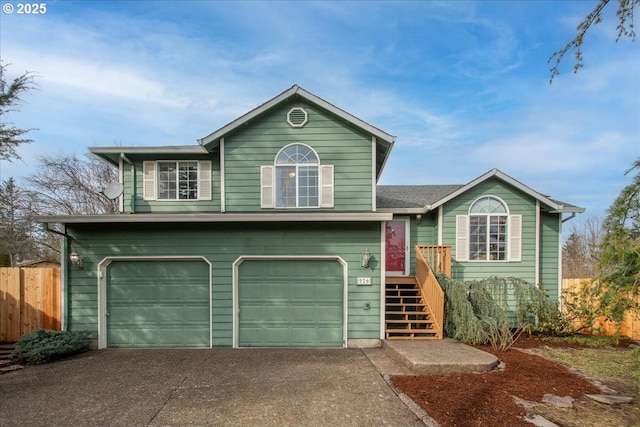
left=143, top=160, right=212, bottom=201
left=157, top=161, right=198, bottom=200
left=260, top=143, right=334, bottom=209
left=456, top=196, right=521, bottom=262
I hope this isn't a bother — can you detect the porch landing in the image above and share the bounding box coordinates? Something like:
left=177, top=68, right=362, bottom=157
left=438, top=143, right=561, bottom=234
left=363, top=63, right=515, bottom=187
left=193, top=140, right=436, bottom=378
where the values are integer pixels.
left=364, top=339, right=499, bottom=376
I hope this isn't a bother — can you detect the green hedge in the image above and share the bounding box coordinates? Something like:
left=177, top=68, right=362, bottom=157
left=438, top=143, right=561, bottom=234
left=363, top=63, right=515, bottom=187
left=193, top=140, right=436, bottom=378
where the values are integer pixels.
left=11, top=329, right=91, bottom=365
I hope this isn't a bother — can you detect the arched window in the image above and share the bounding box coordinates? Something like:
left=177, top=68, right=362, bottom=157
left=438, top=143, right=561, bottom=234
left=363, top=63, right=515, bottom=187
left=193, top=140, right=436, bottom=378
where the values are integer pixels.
left=260, top=143, right=334, bottom=209
left=275, top=144, right=320, bottom=208
left=468, top=196, right=508, bottom=261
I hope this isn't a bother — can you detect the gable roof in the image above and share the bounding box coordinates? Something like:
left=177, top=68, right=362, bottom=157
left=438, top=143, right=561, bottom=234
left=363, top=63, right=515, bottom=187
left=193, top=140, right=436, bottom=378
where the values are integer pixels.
left=377, top=169, right=585, bottom=214
left=197, top=85, right=396, bottom=180
left=377, top=185, right=463, bottom=212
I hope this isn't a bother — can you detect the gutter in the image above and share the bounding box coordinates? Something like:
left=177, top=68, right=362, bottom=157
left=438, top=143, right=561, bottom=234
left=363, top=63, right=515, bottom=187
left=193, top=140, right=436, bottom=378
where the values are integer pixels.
left=36, top=212, right=394, bottom=224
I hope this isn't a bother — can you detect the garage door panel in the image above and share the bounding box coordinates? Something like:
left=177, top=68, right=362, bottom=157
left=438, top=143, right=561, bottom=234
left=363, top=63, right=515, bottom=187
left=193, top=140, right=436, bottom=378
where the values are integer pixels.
left=291, top=283, right=315, bottom=298
left=265, top=328, right=289, bottom=345
left=318, top=305, right=342, bottom=322
left=292, top=327, right=317, bottom=346
left=265, top=282, right=289, bottom=298
left=238, top=260, right=343, bottom=347
left=291, top=306, right=316, bottom=322
left=107, top=260, right=210, bottom=348
left=318, top=327, right=341, bottom=345
left=241, top=305, right=265, bottom=321
left=265, top=305, right=290, bottom=321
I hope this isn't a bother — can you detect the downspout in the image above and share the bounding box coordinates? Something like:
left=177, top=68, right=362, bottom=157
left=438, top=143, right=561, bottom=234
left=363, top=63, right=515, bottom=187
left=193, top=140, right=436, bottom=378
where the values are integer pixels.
left=220, top=138, right=226, bottom=213
left=535, top=201, right=540, bottom=287
left=562, top=212, right=577, bottom=223
left=120, top=153, right=134, bottom=213
left=371, top=136, right=376, bottom=212
left=43, top=223, right=69, bottom=331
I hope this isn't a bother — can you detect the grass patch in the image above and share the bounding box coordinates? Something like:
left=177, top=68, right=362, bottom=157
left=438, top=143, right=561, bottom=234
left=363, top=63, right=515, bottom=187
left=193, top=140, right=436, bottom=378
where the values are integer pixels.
left=532, top=347, right=639, bottom=394
left=536, top=334, right=629, bottom=348
left=529, top=346, right=640, bottom=427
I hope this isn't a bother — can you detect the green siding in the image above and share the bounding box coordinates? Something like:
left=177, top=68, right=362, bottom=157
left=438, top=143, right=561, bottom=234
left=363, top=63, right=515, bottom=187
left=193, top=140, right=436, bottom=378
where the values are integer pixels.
left=539, top=212, right=561, bottom=301
left=408, top=212, right=439, bottom=274
left=121, top=152, right=222, bottom=213
left=65, top=222, right=381, bottom=346
left=223, top=101, right=374, bottom=212
left=398, top=178, right=563, bottom=305
left=440, top=178, right=537, bottom=284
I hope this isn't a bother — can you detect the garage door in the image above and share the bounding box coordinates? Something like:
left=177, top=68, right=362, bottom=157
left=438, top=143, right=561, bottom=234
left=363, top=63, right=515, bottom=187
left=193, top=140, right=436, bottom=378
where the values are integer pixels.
left=238, top=260, right=344, bottom=347
left=107, top=260, right=210, bottom=348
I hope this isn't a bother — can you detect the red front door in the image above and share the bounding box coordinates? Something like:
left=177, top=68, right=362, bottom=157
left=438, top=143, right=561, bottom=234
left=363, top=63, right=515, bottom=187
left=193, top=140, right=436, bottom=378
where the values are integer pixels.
left=385, top=220, right=407, bottom=275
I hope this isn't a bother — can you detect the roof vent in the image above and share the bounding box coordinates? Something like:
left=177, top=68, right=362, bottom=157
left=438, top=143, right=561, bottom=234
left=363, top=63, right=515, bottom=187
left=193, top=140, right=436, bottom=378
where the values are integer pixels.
left=287, top=107, right=308, bottom=128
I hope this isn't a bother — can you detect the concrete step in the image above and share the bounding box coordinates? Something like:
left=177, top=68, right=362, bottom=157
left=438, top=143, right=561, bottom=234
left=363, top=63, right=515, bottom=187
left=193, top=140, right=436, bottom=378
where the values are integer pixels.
left=382, top=339, right=499, bottom=374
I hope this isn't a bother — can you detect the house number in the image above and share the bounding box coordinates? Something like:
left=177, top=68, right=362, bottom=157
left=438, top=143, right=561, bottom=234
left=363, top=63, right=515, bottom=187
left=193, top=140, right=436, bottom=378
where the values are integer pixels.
left=356, top=277, right=372, bottom=285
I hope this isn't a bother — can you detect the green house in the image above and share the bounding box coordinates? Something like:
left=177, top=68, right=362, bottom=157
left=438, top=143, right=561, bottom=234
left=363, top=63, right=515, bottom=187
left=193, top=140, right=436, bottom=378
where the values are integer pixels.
left=39, top=86, right=584, bottom=349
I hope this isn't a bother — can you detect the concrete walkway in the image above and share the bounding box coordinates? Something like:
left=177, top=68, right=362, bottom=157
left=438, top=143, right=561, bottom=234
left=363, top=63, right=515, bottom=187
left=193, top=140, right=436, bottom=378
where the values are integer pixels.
left=0, top=348, right=425, bottom=427
left=0, top=341, right=498, bottom=427
left=379, top=339, right=500, bottom=375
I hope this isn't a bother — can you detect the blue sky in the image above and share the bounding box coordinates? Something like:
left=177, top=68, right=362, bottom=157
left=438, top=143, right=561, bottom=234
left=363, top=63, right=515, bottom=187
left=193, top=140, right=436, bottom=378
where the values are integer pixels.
left=1, top=0, right=638, bottom=218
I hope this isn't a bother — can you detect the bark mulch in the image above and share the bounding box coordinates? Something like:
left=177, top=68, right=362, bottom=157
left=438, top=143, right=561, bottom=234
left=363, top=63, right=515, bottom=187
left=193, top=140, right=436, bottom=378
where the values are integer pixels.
left=391, top=335, right=610, bottom=427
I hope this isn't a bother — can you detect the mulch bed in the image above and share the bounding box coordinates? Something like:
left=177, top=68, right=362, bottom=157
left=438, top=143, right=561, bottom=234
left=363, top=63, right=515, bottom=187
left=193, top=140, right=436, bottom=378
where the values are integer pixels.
left=391, top=335, right=607, bottom=427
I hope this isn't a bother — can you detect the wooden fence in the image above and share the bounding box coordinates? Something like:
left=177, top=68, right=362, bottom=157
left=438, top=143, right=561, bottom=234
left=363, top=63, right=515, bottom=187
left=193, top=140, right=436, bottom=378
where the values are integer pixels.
left=563, top=278, right=640, bottom=340
left=0, top=267, right=61, bottom=342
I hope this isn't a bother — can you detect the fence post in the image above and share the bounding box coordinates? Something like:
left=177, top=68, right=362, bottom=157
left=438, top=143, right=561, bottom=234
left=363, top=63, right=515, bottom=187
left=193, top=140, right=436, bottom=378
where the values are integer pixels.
left=0, top=268, right=22, bottom=342
left=0, top=267, right=61, bottom=342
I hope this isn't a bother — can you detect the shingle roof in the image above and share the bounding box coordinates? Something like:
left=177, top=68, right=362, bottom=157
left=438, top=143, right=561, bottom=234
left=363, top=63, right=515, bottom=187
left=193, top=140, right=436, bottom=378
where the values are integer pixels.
left=376, top=185, right=463, bottom=210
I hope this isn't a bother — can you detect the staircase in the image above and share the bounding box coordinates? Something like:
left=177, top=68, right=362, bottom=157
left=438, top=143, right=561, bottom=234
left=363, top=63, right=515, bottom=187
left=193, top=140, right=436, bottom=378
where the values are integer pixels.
left=385, top=276, right=440, bottom=339
left=0, top=343, right=22, bottom=374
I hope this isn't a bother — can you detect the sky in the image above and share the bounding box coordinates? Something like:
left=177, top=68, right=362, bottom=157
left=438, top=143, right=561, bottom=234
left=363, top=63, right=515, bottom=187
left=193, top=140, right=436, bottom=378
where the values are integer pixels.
left=0, top=0, right=638, bottom=221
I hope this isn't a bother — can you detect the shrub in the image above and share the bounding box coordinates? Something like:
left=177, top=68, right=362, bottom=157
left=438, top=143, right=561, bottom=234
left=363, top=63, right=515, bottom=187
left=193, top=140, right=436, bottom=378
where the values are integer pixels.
left=439, top=275, right=566, bottom=350
left=11, top=329, right=90, bottom=365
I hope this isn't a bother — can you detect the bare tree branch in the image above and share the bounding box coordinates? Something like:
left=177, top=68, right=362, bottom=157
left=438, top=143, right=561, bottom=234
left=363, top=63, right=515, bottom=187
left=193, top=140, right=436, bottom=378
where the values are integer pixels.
left=549, top=0, right=638, bottom=83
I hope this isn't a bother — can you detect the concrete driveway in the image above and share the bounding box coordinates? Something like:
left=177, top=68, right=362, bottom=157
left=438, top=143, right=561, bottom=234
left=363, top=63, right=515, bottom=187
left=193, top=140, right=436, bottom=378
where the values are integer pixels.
left=0, top=348, right=424, bottom=426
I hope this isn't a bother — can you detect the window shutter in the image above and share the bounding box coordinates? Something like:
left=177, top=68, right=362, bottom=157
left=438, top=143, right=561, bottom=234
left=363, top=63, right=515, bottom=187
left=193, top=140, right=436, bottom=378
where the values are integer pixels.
left=320, top=165, right=334, bottom=208
left=143, top=161, right=156, bottom=201
left=508, top=215, right=522, bottom=262
left=456, top=215, right=469, bottom=261
left=198, top=161, right=212, bottom=201
left=260, top=166, right=274, bottom=208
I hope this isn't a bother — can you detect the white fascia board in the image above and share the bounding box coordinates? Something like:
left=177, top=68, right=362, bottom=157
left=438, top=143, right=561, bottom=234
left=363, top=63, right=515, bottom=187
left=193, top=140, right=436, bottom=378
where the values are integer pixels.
left=198, top=85, right=396, bottom=148
left=549, top=206, right=586, bottom=214
left=377, top=208, right=424, bottom=215
left=198, top=86, right=299, bottom=146
left=37, top=212, right=394, bottom=224
left=90, top=145, right=209, bottom=165
left=427, top=168, right=570, bottom=212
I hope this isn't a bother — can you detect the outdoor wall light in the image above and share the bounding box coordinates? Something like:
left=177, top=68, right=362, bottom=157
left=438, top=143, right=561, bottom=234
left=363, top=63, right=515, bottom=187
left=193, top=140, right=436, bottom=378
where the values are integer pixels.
left=69, top=250, right=84, bottom=269
left=416, top=214, right=422, bottom=224
left=361, top=248, right=370, bottom=269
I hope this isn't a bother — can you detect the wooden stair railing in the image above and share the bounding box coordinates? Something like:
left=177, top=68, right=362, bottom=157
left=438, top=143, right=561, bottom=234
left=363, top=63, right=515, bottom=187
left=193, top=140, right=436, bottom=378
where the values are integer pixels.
left=414, top=246, right=444, bottom=339
left=385, top=276, right=439, bottom=339
left=384, top=246, right=445, bottom=340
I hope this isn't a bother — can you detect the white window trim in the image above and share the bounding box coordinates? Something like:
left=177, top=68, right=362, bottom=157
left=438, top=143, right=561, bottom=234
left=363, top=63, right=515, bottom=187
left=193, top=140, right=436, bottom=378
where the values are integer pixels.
left=143, top=160, right=212, bottom=202
left=261, top=143, right=334, bottom=209
left=456, top=196, right=521, bottom=263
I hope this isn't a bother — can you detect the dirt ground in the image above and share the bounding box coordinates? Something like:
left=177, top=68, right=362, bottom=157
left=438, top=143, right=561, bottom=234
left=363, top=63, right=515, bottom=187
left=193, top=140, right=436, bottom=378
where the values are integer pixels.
left=391, top=335, right=638, bottom=427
